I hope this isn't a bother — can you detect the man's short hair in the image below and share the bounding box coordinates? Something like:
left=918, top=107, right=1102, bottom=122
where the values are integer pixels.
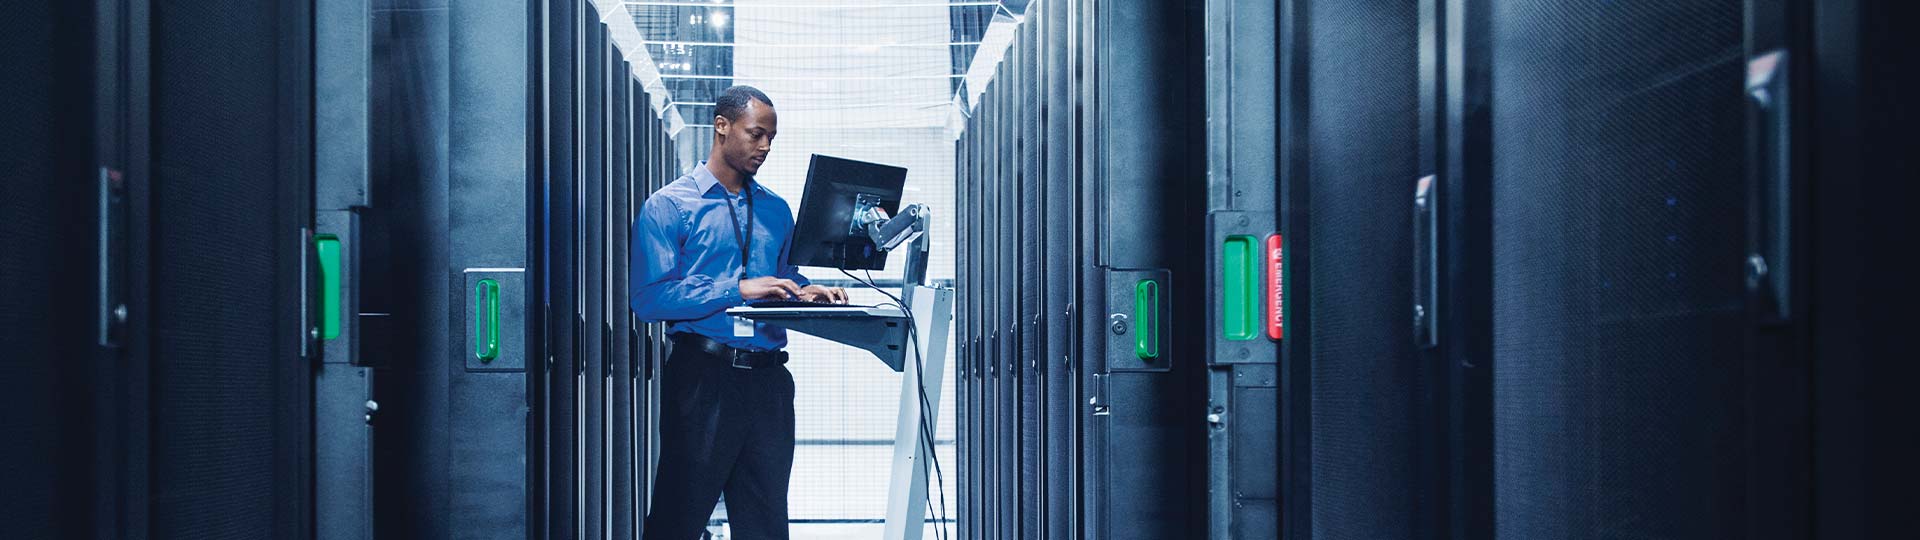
left=714, top=85, right=773, bottom=122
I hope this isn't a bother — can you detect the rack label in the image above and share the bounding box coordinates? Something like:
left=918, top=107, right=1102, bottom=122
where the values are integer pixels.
left=1268, top=234, right=1284, bottom=340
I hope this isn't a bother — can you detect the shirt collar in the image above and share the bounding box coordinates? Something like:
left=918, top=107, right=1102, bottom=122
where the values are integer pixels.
left=692, top=161, right=760, bottom=198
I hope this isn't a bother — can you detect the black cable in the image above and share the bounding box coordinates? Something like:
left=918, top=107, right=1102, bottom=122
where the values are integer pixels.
left=871, top=298, right=951, bottom=540
left=844, top=270, right=947, bottom=540
left=843, top=269, right=952, bottom=540
left=906, top=317, right=953, bottom=540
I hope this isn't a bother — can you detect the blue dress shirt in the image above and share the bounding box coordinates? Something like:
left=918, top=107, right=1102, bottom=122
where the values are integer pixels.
left=630, top=162, right=811, bottom=351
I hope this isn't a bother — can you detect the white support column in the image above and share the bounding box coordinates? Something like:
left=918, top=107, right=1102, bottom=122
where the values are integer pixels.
left=883, top=285, right=955, bottom=540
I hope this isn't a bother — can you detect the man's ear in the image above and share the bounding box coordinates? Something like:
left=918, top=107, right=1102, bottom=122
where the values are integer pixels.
left=712, top=114, right=729, bottom=138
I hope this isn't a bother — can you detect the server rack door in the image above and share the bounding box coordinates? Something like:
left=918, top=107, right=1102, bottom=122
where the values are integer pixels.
left=966, top=110, right=986, bottom=540
left=635, top=110, right=665, bottom=540
left=960, top=96, right=975, bottom=540
left=969, top=79, right=987, bottom=540
left=0, top=2, right=123, bottom=537
left=1036, top=0, right=1078, bottom=537
left=1203, top=0, right=1282, bottom=537
left=1086, top=2, right=1209, bottom=539
left=975, top=97, right=989, bottom=540
left=1296, top=0, right=1432, bottom=538
left=1072, top=0, right=1107, bottom=535
left=632, top=69, right=651, bottom=540
left=1017, top=24, right=1046, bottom=540
left=540, top=0, right=583, bottom=536
left=1064, top=2, right=1093, bottom=537
left=961, top=122, right=972, bottom=540
left=983, top=76, right=1000, bottom=540
left=997, top=73, right=1019, bottom=540
left=147, top=0, right=317, bottom=537
left=447, top=1, right=536, bottom=538
left=954, top=114, right=973, bottom=540
left=608, top=58, right=637, bottom=540
left=577, top=18, right=610, bottom=540
left=983, top=85, right=998, bottom=540
left=1488, top=1, right=1749, bottom=538
left=974, top=97, right=991, bottom=540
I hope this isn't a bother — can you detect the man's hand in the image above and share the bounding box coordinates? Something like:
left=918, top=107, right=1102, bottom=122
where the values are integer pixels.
left=798, top=285, right=849, bottom=304
left=739, top=276, right=804, bottom=301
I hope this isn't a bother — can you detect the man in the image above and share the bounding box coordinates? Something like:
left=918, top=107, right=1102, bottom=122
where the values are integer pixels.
left=631, top=85, right=847, bottom=539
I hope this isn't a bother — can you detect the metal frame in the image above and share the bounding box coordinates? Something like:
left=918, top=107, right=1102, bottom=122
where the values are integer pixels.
left=314, top=0, right=374, bottom=534
left=882, top=286, right=958, bottom=540
left=1203, top=0, right=1283, bottom=537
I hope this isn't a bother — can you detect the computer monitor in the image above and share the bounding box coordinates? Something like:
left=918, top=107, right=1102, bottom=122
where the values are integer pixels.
left=788, top=154, right=909, bottom=270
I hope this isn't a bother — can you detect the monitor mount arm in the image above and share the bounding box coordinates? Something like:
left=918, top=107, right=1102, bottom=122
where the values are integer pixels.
left=853, top=203, right=931, bottom=302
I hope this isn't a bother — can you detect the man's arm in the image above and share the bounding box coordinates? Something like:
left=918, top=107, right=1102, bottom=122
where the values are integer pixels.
left=774, top=235, right=811, bottom=288
left=630, top=198, right=742, bottom=322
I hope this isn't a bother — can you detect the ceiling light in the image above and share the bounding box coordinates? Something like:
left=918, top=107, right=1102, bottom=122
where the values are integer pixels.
left=710, top=11, right=728, bottom=28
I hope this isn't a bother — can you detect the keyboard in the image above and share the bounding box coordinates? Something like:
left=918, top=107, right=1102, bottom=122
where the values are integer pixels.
left=747, top=299, right=871, bottom=309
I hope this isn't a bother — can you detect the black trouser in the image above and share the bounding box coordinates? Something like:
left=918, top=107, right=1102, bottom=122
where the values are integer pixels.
left=642, top=338, right=796, bottom=540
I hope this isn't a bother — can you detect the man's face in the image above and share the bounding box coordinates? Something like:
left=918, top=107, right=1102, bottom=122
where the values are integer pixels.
left=714, top=98, right=777, bottom=177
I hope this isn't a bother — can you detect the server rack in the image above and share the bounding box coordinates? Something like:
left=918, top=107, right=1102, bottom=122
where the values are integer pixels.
left=149, top=0, right=319, bottom=535
left=953, top=99, right=966, bottom=540
left=608, top=55, right=636, bottom=540
left=956, top=1, right=1209, bottom=538
left=1201, top=0, right=1283, bottom=537
left=1299, top=1, right=1445, bottom=539
left=1486, top=1, right=1763, bottom=538
left=578, top=17, right=608, bottom=540
left=3, top=2, right=144, bottom=537
left=535, top=4, right=682, bottom=538
left=1343, top=0, right=1914, bottom=539
left=448, top=0, right=539, bottom=537
left=4, top=0, right=319, bottom=537
left=954, top=92, right=974, bottom=540
left=1082, top=3, right=1210, bottom=539
left=1037, top=1, right=1079, bottom=538
left=1004, top=28, right=1027, bottom=540
left=353, top=0, right=544, bottom=536
left=537, top=0, right=583, bottom=537
left=1018, top=21, right=1043, bottom=539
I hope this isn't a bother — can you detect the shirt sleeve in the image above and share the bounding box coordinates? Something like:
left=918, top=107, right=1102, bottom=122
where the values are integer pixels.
left=630, top=197, right=742, bottom=321
left=775, top=234, right=811, bottom=288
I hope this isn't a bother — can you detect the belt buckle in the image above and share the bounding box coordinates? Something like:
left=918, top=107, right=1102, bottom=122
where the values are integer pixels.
left=729, top=351, right=755, bottom=370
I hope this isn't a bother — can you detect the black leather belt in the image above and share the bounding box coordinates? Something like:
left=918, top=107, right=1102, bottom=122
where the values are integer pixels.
left=671, top=333, right=788, bottom=370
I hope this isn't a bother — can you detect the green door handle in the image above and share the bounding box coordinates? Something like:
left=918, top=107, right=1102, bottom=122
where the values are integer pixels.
left=1222, top=235, right=1260, bottom=341
left=475, top=279, right=499, bottom=362
left=1135, top=279, right=1159, bottom=360
left=315, top=235, right=342, bottom=340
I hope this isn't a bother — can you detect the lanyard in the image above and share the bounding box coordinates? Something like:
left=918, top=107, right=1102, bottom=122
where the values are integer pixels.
left=725, top=181, right=755, bottom=271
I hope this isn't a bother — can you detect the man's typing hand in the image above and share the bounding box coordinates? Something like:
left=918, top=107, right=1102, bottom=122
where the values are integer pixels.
left=739, top=277, right=804, bottom=301
left=798, top=285, right=849, bottom=304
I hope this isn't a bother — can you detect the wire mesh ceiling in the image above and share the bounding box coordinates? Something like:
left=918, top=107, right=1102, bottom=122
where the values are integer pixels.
left=590, top=0, right=1027, bottom=140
